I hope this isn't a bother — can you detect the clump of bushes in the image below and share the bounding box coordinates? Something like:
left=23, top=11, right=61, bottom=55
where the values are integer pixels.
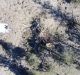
left=38, top=61, right=51, bottom=72
left=63, top=48, right=75, bottom=65
left=26, top=53, right=41, bottom=69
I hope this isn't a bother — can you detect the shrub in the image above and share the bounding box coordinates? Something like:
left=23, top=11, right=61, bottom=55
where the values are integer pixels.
left=38, top=61, right=51, bottom=72
left=63, top=48, right=75, bottom=65
left=26, top=53, right=41, bottom=69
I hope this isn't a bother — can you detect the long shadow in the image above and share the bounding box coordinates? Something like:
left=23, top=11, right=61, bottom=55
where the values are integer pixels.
left=28, top=18, right=46, bottom=54
left=9, top=63, right=33, bottom=75
left=66, top=27, right=80, bottom=44
left=33, top=0, right=80, bottom=66
left=33, top=0, right=80, bottom=45
left=0, top=40, right=26, bottom=60
left=0, top=40, right=14, bottom=55
left=0, top=40, right=34, bottom=75
left=33, top=0, right=78, bottom=28
left=0, top=55, right=33, bottom=75
left=65, top=0, right=72, bottom=3
left=28, top=18, right=67, bottom=66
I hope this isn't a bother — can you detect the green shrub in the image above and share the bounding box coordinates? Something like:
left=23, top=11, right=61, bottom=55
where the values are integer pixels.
left=63, top=48, right=75, bottom=65
left=26, top=53, right=41, bottom=69
left=72, top=0, right=80, bottom=2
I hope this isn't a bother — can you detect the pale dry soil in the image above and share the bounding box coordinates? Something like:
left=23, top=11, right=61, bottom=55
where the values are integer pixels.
left=0, top=0, right=80, bottom=75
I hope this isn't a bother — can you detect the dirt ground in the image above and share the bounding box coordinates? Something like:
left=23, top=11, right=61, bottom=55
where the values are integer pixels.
left=0, top=0, right=80, bottom=75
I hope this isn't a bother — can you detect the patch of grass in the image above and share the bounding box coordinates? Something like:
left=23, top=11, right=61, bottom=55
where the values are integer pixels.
left=26, top=53, right=41, bottom=69
left=72, top=0, right=80, bottom=3
left=38, top=61, right=52, bottom=72
left=32, top=70, right=57, bottom=75
left=63, top=48, right=75, bottom=65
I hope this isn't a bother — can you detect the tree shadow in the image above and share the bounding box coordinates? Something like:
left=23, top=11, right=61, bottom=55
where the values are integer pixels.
left=65, top=0, right=72, bottom=3
left=9, top=63, right=33, bottom=75
left=28, top=18, right=46, bottom=54
left=31, top=0, right=80, bottom=69
left=0, top=40, right=26, bottom=60
left=33, top=0, right=77, bottom=27
left=0, top=55, right=33, bottom=75
left=33, top=0, right=80, bottom=45
left=0, top=40, right=34, bottom=75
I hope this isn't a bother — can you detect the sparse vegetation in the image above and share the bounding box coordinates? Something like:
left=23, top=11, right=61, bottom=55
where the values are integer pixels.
left=63, top=48, right=75, bottom=65
left=26, top=53, right=41, bottom=69
left=38, top=62, right=51, bottom=72
left=0, top=0, right=80, bottom=75
left=65, top=0, right=80, bottom=3
left=72, top=0, right=80, bottom=3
